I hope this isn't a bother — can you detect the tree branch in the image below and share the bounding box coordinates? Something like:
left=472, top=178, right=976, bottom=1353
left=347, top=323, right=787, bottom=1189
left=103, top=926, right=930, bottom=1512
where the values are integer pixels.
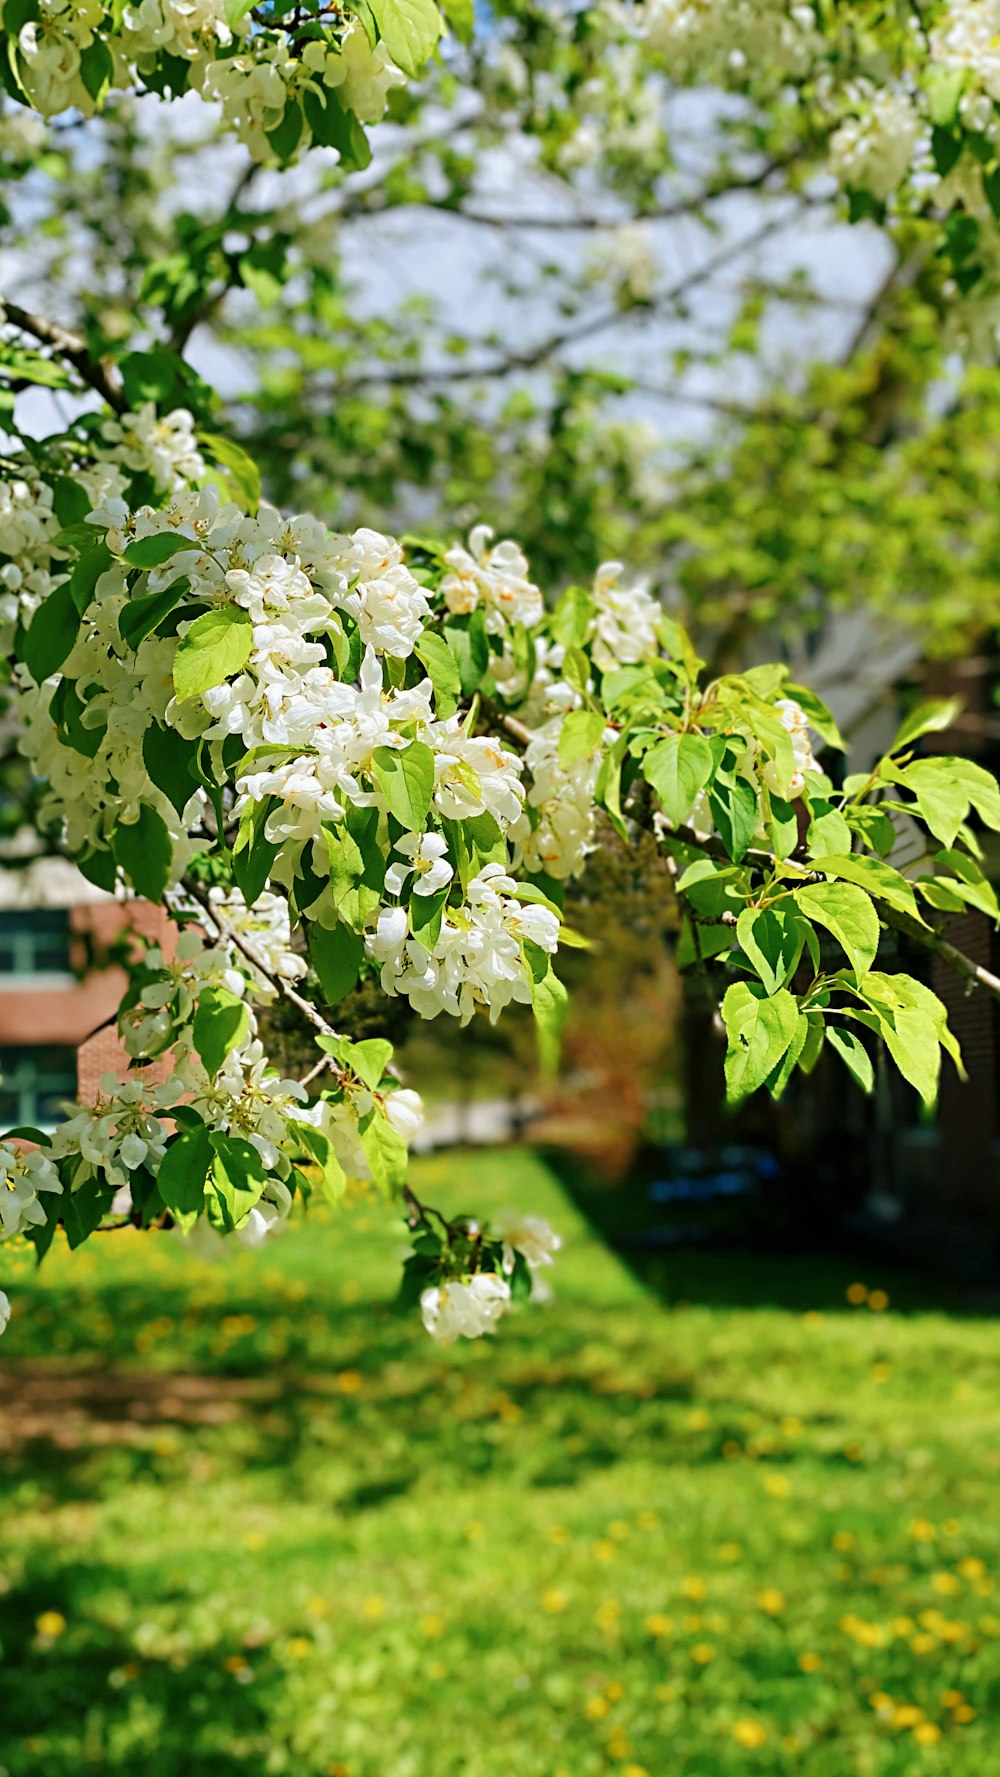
left=2, top=301, right=127, bottom=413
left=335, top=210, right=801, bottom=393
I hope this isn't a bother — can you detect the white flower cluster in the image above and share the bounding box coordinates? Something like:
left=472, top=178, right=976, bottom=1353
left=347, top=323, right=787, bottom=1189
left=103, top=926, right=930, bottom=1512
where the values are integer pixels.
left=369, top=863, right=559, bottom=1023
left=0, top=1141, right=62, bottom=1239
left=829, top=84, right=923, bottom=202
left=420, top=1214, right=561, bottom=1345
left=441, top=525, right=544, bottom=635
left=0, top=403, right=203, bottom=648
left=774, top=696, right=820, bottom=798
left=52, top=1073, right=178, bottom=1188
left=512, top=720, right=604, bottom=879
left=640, top=0, right=820, bottom=80
left=588, top=560, right=662, bottom=672
left=5, top=1, right=408, bottom=165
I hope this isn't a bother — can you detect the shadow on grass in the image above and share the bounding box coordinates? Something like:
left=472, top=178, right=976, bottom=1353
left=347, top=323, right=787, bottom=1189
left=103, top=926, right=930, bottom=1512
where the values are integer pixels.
left=540, top=1144, right=989, bottom=1318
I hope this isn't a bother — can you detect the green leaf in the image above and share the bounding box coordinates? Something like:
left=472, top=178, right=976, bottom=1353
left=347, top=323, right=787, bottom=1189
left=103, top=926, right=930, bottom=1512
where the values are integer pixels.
left=794, top=881, right=880, bottom=981
left=297, top=1122, right=347, bottom=1205
left=301, top=87, right=373, bottom=169
left=112, top=805, right=173, bottom=900
left=209, top=1133, right=268, bottom=1229
left=50, top=677, right=104, bottom=758
left=192, top=986, right=250, bottom=1079
left=68, top=542, right=113, bottom=615
left=808, top=854, right=923, bottom=922
left=310, top=923, right=364, bottom=1008
left=414, top=630, right=461, bottom=718
left=119, top=576, right=190, bottom=650
left=360, top=1111, right=408, bottom=1193
left=557, top=708, right=606, bottom=770
left=643, top=732, right=714, bottom=827
left=122, top=532, right=194, bottom=569
left=783, top=683, right=844, bottom=750
left=157, top=1122, right=213, bottom=1217
left=369, top=0, right=442, bottom=77
left=826, top=1026, right=874, bottom=1094
left=265, top=98, right=303, bottom=163
left=443, top=610, right=488, bottom=697
left=372, top=741, right=435, bottom=830
left=721, top=981, right=801, bottom=1102
left=142, top=724, right=200, bottom=817
left=438, top=0, right=473, bottom=41
left=23, top=580, right=80, bottom=681
left=173, top=606, right=253, bottom=700
left=62, top=1177, right=116, bottom=1249
left=343, top=1036, right=394, bottom=1091
left=896, top=757, right=1000, bottom=843
left=709, top=772, right=759, bottom=864
left=806, top=798, right=852, bottom=857
left=197, top=432, right=261, bottom=512
left=736, top=906, right=806, bottom=994
left=925, top=65, right=966, bottom=128
left=523, top=942, right=568, bottom=1080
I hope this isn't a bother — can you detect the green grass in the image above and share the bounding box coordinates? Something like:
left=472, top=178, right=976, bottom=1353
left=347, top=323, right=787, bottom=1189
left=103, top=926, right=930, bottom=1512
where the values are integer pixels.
left=1, top=1148, right=999, bottom=1776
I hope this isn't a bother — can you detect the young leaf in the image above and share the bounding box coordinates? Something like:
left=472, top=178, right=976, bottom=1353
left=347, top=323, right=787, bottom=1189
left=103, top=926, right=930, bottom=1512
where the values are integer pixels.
left=369, top=0, right=442, bottom=77
left=371, top=741, right=434, bottom=830
left=192, top=986, right=250, bottom=1079
left=642, top=732, right=714, bottom=827
left=119, top=576, right=190, bottom=650
left=209, top=1133, right=267, bottom=1228
left=173, top=606, right=253, bottom=700
left=721, top=981, right=801, bottom=1102
left=808, top=854, right=923, bottom=922
left=157, top=1122, right=213, bottom=1217
left=826, top=1026, right=874, bottom=1094
left=360, top=1110, right=408, bottom=1192
left=414, top=630, right=461, bottom=718
left=558, top=709, right=606, bottom=770
left=794, top=881, right=880, bottom=981
left=736, top=906, right=806, bottom=994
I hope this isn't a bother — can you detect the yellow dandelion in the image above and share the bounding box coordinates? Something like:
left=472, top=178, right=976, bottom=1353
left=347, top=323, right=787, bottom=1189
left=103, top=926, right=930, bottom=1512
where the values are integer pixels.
left=731, top=1719, right=769, bottom=1748
left=362, top=1596, right=385, bottom=1621
left=593, top=1539, right=617, bottom=1562
left=609, top=1520, right=630, bottom=1541
left=691, top=1642, right=715, bottom=1664
left=912, top=1723, right=942, bottom=1746
left=621, top=1766, right=650, bottom=1777
left=682, top=1575, right=706, bottom=1601
left=465, top=1521, right=487, bottom=1541
left=306, top=1595, right=330, bottom=1618
left=870, top=1361, right=892, bottom=1382
left=607, top=1737, right=631, bottom=1761
left=959, top=1558, right=986, bottom=1580
left=911, top=1633, right=937, bottom=1654
left=953, top=1704, right=976, bottom=1723
left=832, top=1530, right=855, bottom=1552
left=541, top=1590, right=568, bottom=1614
left=35, top=1611, right=66, bottom=1639
left=244, top=1531, right=266, bottom=1552
left=645, top=1614, right=674, bottom=1637
left=595, top=1600, right=621, bottom=1630
left=719, top=1542, right=742, bottom=1563
left=585, top=1696, right=611, bottom=1721
left=547, top=1524, right=570, bottom=1544
left=605, top=1680, right=625, bottom=1701
left=869, top=1693, right=894, bottom=1715
left=224, top=1654, right=249, bottom=1674
left=286, top=1637, right=313, bottom=1660
left=637, top=1511, right=659, bottom=1531
left=846, top=1282, right=868, bottom=1305
left=764, top=1474, right=790, bottom=1499
left=932, top=1572, right=961, bottom=1596
left=798, top=1651, right=822, bottom=1673
left=420, top=1614, right=445, bottom=1639
left=688, top=1408, right=711, bottom=1431
left=868, top=1289, right=889, bottom=1311
left=942, top=1519, right=963, bottom=1536
left=654, top=1684, right=675, bottom=1702
left=758, top=1588, right=785, bottom=1615
left=909, top=1519, right=936, bottom=1542
left=941, top=1690, right=965, bottom=1708
left=892, top=1704, right=924, bottom=1728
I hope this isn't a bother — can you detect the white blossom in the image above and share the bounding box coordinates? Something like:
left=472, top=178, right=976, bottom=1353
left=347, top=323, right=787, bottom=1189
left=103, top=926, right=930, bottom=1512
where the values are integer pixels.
left=440, top=524, right=543, bottom=634
left=384, top=831, right=454, bottom=898
left=420, top=1271, right=511, bottom=1345
left=0, top=1142, right=63, bottom=1239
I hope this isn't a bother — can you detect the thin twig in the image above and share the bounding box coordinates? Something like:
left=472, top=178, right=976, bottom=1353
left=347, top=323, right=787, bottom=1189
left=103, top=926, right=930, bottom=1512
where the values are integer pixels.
left=2, top=300, right=126, bottom=413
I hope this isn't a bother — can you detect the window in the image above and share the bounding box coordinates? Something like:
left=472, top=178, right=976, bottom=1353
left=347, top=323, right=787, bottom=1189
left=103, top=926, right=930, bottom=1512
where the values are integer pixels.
left=0, top=1045, right=77, bottom=1130
left=0, top=910, right=72, bottom=981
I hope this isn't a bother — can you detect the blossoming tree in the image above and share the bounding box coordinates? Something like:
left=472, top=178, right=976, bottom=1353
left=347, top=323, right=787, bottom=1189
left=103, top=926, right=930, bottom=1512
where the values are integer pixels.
left=2, top=0, right=1000, bottom=1348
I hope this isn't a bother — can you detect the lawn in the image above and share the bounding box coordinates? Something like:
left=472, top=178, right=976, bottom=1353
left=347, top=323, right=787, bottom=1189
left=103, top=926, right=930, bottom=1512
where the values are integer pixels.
left=0, top=1148, right=998, bottom=1776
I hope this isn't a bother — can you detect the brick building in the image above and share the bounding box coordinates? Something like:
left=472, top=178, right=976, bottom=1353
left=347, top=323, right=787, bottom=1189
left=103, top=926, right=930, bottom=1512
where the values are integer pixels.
left=0, top=859, right=168, bottom=1126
